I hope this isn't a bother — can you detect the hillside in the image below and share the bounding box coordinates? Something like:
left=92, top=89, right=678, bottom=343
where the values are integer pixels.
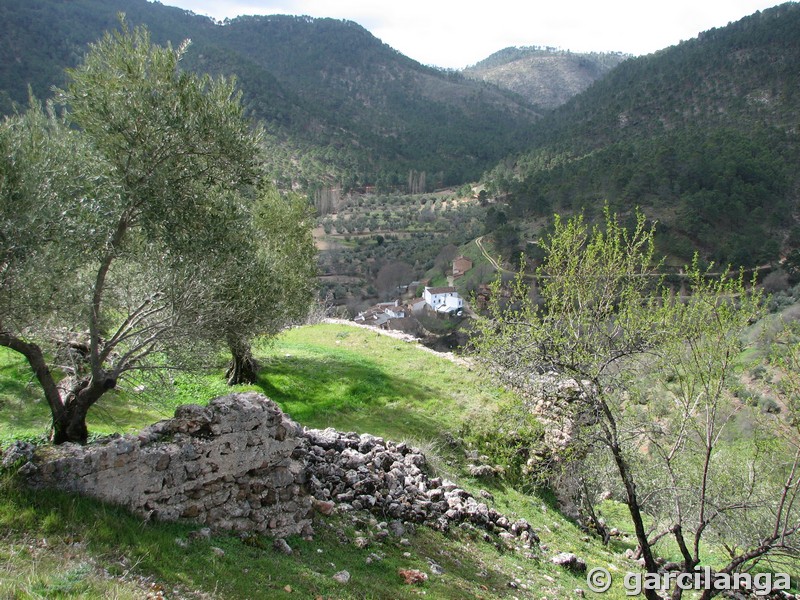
left=531, top=3, right=800, bottom=149
left=0, top=0, right=540, bottom=188
left=0, top=324, right=643, bottom=600
left=463, top=47, right=629, bottom=109
left=482, top=2, right=800, bottom=269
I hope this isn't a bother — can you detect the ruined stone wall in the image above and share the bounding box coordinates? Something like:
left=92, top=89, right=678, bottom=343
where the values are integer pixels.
left=6, top=392, right=538, bottom=548
left=300, top=428, right=538, bottom=548
left=19, top=392, right=313, bottom=539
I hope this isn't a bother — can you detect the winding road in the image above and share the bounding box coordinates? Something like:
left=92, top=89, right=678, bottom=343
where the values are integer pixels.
left=474, top=236, right=509, bottom=273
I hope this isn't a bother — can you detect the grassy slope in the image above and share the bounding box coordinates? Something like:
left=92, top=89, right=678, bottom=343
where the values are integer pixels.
left=1, top=323, right=649, bottom=599
left=254, top=324, right=499, bottom=440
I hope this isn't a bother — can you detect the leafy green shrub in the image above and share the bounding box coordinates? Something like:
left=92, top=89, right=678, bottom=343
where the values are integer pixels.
left=461, top=399, right=545, bottom=488
left=758, top=396, right=781, bottom=414
left=734, top=387, right=759, bottom=407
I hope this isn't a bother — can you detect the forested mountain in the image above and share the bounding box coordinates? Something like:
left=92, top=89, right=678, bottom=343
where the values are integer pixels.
left=3, top=0, right=799, bottom=267
left=484, top=2, right=800, bottom=268
left=463, top=47, right=628, bottom=109
left=0, top=0, right=540, bottom=188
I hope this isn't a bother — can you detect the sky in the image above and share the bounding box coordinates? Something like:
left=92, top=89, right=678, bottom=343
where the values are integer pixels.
left=156, top=0, right=785, bottom=69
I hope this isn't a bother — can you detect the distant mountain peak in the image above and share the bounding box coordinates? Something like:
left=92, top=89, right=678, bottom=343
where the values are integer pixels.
left=463, top=46, right=629, bottom=109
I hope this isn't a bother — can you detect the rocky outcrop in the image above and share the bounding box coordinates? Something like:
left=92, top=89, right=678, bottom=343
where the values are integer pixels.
left=463, top=49, right=627, bottom=110
left=17, top=393, right=313, bottom=539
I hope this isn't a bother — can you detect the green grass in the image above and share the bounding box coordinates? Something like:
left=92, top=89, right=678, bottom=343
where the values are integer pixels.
left=0, top=349, right=52, bottom=443
left=1, top=480, right=788, bottom=600
left=0, top=323, right=687, bottom=599
left=0, top=346, right=258, bottom=447
left=0, top=470, right=641, bottom=600
left=252, top=324, right=507, bottom=442
left=0, top=348, right=175, bottom=445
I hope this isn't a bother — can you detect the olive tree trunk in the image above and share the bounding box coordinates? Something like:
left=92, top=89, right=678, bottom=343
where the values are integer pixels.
left=225, top=336, right=259, bottom=386
left=0, top=331, right=112, bottom=444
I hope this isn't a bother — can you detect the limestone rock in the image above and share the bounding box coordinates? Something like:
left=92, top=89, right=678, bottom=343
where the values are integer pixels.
left=550, top=552, right=587, bottom=573
left=1, top=441, right=36, bottom=469
left=22, top=393, right=312, bottom=539
left=332, top=570, right=351, bottom=584
left=399, top=569, right=428, bottom=585
left=273, top=538, right=293, bottom=555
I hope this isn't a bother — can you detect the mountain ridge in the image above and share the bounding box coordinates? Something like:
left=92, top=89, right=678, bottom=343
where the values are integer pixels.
left=463, top=46, right=629, bottom=109
left=482, top=2, right=800, bottom=268
left=0, top=1, right=543, bottom=188
left=2, top=0, right=799, bottom=267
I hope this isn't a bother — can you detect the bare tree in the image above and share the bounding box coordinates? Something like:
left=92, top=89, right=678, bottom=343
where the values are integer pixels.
left=434, top=244, right=458, bottom=277
left=314, top=186, right=341, bottom=216
left=375, top=262, right=414, bottom=300
left=407, top=169, right=426, bottom=195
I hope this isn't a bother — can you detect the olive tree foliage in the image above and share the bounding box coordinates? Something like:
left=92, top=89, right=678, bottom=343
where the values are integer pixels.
left=210, top=183, right=318, bottom=386
left=472, top=210, right=798, bottom=599
left=0, top=102, right=117, bottom=428
left=0, top=21, right=266, bottom=443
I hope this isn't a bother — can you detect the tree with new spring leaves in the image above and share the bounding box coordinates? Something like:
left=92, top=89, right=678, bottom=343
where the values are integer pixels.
left=0, top=20, right=314, bottom=443
left=472, top=209, right=799, bottom=599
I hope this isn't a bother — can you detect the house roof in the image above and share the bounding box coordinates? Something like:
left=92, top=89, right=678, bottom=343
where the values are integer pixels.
left=372, top=314, right=391, bottom=326
left=376, top=300, right=400, bottom=308
left=426, top=286, right=457, bottom=295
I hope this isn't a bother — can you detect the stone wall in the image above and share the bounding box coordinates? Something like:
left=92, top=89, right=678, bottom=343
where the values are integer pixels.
left=301, top=428, right=538, bottom=548
left=17, top=392, right=313, bottom=539
left=5, top=392, right=537, bottom=549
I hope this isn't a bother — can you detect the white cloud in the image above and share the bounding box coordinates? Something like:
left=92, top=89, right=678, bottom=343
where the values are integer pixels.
left=156, top=0, right=783, bottom=68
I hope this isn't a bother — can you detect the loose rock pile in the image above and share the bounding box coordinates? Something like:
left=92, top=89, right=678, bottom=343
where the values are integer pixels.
left=300, top=427, right=539, bottom=548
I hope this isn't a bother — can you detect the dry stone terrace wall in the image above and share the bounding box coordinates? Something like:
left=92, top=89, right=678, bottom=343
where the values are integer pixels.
left=6, top=392, right=536, bottom=548
left=16, top=393, right=313, bottom=539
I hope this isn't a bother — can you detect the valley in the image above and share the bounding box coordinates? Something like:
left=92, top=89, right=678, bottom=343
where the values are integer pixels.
left=1, top=1, right=800, bottom=598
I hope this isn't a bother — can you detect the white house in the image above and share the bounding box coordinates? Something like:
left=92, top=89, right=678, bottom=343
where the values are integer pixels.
left=423, top=286, right=463, bottom=314
left=354, top=300, right=406, bottom=329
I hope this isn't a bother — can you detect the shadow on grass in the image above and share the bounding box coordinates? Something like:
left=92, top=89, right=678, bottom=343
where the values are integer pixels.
left=254, top=353, right=450, bottom=441
left=0, top=474, right=531, bottom=600
left=0, top=357, right=53, bottom=441
left=0, top=358, right=41, bottom=400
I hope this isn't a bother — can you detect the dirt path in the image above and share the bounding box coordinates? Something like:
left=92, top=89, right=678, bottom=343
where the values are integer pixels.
left=475, top=236, right=510, bottom=273
left=322, top=318, right=471, bottom=366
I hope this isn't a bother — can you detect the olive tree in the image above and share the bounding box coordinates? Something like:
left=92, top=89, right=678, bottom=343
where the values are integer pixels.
left=207, top=183, right=317, bottom=385
left=0, top=21, right=265, bottom=443
left=0, top=101, right=119, bottom=438
left=472, top=209, right=798, bottom=599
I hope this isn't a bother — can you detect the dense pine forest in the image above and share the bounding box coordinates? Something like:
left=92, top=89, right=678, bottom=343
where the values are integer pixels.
left=482, top=3, right=800, bottom=268
left=0, top=0, right=540, bottom=189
